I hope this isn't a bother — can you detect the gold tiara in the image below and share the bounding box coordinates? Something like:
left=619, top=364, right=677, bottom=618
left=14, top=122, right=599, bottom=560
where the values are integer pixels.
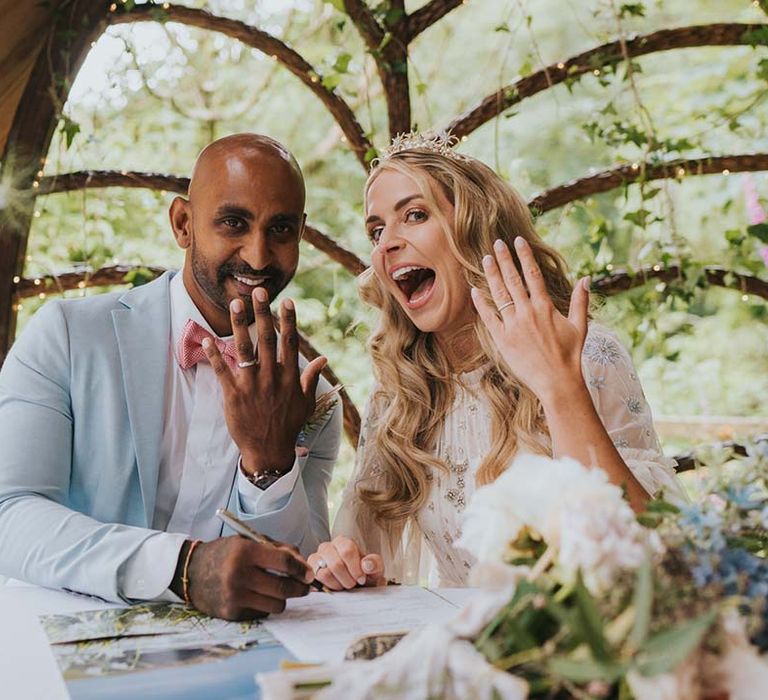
left=373, top=130, right=470, bottom=166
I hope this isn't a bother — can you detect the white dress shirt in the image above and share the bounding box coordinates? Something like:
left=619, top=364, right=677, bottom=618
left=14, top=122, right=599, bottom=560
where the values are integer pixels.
left=118, top=273, right=301, bottom=600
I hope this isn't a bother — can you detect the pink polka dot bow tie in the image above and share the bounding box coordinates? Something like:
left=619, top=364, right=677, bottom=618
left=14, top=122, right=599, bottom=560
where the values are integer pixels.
left=176, top=319, right=238, bottom=372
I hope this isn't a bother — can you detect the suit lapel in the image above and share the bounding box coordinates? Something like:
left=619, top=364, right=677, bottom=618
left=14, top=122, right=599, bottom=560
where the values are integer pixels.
left=112, top=272, right=174, bottom=527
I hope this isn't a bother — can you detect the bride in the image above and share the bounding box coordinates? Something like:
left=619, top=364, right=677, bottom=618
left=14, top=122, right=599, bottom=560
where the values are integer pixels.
left=308, top=133, right=685, bottom=589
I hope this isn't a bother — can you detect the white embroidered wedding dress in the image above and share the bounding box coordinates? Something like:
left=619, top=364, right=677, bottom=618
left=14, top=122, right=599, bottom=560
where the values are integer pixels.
left=333, top=324, right=687, bottom=586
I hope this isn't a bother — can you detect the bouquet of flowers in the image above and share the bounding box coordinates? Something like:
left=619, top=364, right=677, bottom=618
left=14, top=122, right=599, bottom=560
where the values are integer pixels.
left=454, top=446, right=768, bottom=700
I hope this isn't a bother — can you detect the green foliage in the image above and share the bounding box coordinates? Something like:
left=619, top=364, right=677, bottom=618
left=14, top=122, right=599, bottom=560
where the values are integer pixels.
left=59, top=116, right=81, bottom=150
left=619, top=3, right=646, bottom=18
left=634, top=610, right=717, bottom=676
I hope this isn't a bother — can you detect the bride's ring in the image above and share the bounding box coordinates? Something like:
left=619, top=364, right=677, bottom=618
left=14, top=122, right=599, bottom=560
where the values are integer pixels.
left=497, top=300, right=514, bottom=313
left=314, top=558, right=328, bottom=573
left=237, top=359, right=258, bottom=368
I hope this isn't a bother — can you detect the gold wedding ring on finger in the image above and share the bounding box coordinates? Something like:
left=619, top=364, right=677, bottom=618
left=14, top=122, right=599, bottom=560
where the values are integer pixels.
left=497, top=300, right=515, bottom=313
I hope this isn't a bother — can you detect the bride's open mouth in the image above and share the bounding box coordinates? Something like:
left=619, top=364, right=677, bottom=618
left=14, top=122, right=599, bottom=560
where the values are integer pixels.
left=391, top=265, right=436, bottom=309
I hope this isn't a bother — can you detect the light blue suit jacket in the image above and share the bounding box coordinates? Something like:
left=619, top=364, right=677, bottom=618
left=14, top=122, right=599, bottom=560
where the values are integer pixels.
left=0, top=272, right=341, bottom=602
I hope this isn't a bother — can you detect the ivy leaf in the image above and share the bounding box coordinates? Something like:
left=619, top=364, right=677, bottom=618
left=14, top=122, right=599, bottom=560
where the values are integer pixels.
left=747, top=223, right=768, bottom=244
left=326, top=0, right=346, bottom=13
left=624, top=209, right=652, bottom=227
left=619, top=3, right=646, bottom=18
left=635, top=610, right=717, bottom=677
left=743, top=26, right=768, bottom=47
left=333, top=52, right=352, bottom=73
left=60, top=116, right=81, bottom=150
left=364, top=147, right=378, bottom=164
left=321, top=74, right=341, bottom=90
left=123, top=267, right=157, bottom=287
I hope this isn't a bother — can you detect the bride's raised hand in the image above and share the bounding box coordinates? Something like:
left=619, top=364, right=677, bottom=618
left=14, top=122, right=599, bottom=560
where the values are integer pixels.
left=307, top=536, right=385, bottom=591
left=470, top=237, right=591, bottom=404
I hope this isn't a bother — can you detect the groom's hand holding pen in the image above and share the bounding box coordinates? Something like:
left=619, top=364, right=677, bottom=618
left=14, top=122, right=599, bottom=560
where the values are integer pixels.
left=169, top=509, right=320, bottom=621
left=216, top=509, right=328, bottom=592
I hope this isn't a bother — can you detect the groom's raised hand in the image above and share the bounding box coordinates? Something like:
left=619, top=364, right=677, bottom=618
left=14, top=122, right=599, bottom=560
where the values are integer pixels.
left=203, top=286, right=327, bottom=476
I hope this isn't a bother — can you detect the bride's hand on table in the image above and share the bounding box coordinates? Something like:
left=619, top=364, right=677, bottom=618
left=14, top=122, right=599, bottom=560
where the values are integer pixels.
left=308, top=537, right=385, bottom=591
left=471, top=236, right=591, bottom=405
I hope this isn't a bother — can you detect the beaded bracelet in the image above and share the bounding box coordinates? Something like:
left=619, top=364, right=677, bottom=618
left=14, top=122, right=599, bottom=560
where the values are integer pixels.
left=182, top=539, right=202, bottom=607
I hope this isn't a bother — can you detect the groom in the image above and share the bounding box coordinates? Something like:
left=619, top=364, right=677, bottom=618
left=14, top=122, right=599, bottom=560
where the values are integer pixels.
left=0, top=134, right=341, bottom=620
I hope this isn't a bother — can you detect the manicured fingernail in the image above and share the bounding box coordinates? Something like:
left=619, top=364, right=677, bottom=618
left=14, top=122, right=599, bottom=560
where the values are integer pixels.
left=254, top=287, right=268, bottom=301
left=482, top=255, right=493, bottom=268
left=493, top=239, right=505, bottom=251
left=284, top=298, right=294, bottom=310
left=202, top=337, right=212, bottom=349
left=230, top=298, right=243, bottom=312
left=357, top=576, right=367, bottom=585
left=583, top=276, right=591, bottom=290
left=362, top=559, right=375, bottom=573
left=514, top=236, right=525, bottom=248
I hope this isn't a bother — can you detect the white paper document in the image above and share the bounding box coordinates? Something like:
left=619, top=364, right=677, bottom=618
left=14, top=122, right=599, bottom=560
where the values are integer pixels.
left=263, top=585, right=465, bottom=663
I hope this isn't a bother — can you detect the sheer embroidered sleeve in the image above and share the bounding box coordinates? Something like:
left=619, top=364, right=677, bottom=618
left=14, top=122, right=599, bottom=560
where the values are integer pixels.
left=581, top=324, right=687, bottom=504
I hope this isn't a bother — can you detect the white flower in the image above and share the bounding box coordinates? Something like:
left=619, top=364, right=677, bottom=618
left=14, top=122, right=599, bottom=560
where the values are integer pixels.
left=457, top=453, right=656, bottom=593
left=557, top=491, right=653, bottom=593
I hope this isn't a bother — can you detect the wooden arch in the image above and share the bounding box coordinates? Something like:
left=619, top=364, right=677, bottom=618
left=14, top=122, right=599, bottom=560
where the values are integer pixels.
left=1, top=1, right=767, bottom=448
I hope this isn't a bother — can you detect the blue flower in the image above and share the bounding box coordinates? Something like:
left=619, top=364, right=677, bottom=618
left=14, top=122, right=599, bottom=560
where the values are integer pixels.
left=678, top=504, right=726, bottom=550
left=723, top=485, right=763, bottom=510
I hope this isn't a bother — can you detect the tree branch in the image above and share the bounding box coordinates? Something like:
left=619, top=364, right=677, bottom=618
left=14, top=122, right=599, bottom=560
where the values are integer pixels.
left=14, top=265, right=167, bottom=299
left=342, top=0, right=385, bottom=50
left=446, top=23, right=767, bottom=139
left=592, top=264, right=768, bottom=301
left=38, top=171, right=369, bottom=276
left=342, top=0, right=411, bottom=136
left=403, top=0, right=464, bottom=42
left=111, top=3, right=372, bottom=167
left=304, top=226, right=368, bottom=276
left=527, top=154, right=768, bottom=213
left=39, top=170, right=189, bottom=196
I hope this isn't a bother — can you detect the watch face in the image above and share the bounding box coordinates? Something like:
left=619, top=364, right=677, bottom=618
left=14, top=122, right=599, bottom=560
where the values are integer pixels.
left=254, top=473, right=281, bottom=491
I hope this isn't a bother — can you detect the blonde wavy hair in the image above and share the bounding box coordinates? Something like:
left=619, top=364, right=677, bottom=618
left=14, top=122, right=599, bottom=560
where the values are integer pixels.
left=357, top=149, right=574, bottom=540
